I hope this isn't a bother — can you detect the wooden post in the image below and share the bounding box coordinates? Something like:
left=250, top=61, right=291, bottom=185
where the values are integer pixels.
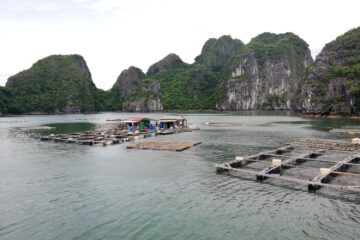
left=308, top=154, right=360, bottom=191
left=256, top=150, right=323, bottom=181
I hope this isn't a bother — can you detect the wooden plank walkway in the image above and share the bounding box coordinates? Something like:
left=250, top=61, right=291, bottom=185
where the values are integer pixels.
left=127, top=140, right=202, bottom=151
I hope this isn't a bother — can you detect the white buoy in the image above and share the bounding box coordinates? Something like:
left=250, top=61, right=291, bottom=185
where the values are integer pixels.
left=235, top=156, right=244, bottom=161
left=320, top=168, right=331, bottom=177
left=272, top=159, right=282, bottom=167
left=103, top=141, right=112, bottom=146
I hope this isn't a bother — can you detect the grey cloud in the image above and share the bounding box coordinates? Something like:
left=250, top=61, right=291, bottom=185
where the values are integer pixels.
left=0, top=0, right=103, bottom=19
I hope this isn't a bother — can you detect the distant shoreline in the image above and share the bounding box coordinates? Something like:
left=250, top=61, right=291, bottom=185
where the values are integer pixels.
left=301, top=114, right=360, bottom=120
left=2, top=110, right=360, bottom=120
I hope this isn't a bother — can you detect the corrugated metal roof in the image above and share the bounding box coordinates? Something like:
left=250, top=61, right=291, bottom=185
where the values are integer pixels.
left=160, top=116, right=186, bottom=120
left=159, top=120, right=177, bottom=123
left=120, top=117, right=153, bottom=123
left=129, top=117, right=147, bottom=121
left=120, top=120, right=138, bottom=123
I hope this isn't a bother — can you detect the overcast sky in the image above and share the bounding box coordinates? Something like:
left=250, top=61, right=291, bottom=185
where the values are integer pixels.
left=0, top=0, right=359, bottom=90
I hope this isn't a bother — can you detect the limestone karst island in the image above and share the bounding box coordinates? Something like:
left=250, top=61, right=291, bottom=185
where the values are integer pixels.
left=1, top=1, right=360, bottom=239
left=1, top=27, right=360, bottom=116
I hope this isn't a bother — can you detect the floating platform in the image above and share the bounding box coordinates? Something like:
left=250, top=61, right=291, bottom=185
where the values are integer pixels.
left=127, top=140, right=202, bottom=151
left=39, top=125, right=199, bottom=147
left=21, top=126, right=55, bottom=132
left=216, top=138, right=360, bottom=193
left=330, top=128, right=360, bottom=135
left=204, top=122, right=241, bottom=127
left=40, top=128, right=134, bottom=146
left=292, top=138, right=360, bottom=151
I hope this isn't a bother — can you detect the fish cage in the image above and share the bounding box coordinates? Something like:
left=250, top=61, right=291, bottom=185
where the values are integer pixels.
left=216, top=138, right=360, bottom=193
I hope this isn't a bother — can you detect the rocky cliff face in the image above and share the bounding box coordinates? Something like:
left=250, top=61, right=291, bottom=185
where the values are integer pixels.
left=147, top=53, right=185, bottom=75
left=112, top=66, right=145, bottom=100
left=185, top=36, right=244, bottom=109
left=111, top=53, right=186, bottom=112
left=195, top=35, right=244, bottom=72
left=121, top=35, right=245, bottom=111
left=123, top=81, right=163, bottom=112
left=217, top=33, right=313, bottom=110
left=5, top=54, right=98, bottom=113
left=298, top=27, right=360, bottom=115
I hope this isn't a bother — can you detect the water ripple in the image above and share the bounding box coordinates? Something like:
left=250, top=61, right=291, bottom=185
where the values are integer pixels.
left=1, top=113, right=360, bottom=240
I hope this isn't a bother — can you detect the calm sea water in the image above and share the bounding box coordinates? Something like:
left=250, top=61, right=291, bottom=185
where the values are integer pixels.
left=1, top=112, right=360, bottom=240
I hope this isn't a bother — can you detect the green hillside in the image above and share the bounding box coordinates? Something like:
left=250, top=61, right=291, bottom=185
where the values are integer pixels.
left=5, top=54, right=100, bottom=113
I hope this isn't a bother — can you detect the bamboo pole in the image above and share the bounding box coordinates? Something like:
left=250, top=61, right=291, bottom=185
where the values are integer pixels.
left=262, top=153, right=360, bottom=167
left=257, top=150, right=323, bottom=177
left=331, top=171, right=360, bottom=177
left=281, top=164, right=360, bottom=177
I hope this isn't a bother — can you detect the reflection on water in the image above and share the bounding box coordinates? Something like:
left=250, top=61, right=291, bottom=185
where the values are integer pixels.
left=44, top=122, right=96, bottom=135
left=0, top=112, right=360, bottom=240
left=268, top=118, right=360, bottom=138
left=307, top=119, right=360, bottom=133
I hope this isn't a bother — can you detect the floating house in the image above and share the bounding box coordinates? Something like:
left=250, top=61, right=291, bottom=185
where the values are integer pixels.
left=120, top=118, right=156, bottom=132
left=159, top=116, right=187, bottom=129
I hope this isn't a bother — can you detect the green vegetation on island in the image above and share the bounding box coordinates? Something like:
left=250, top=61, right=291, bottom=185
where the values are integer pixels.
left=4, top=54, right=105, bottom=113
left=302, top=27, right=360, bottom=114
left=0, top=27, right=359, bottom=115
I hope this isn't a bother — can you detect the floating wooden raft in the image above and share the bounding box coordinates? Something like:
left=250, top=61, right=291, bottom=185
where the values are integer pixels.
left=127, top=140, right=202, bottom=151
left=216, top=138, right=360, bottom=193
left=39, top=125, right=199, bottom=147
left=40, top=128, right=135, bottom=146
left=330, top=128, right=360, bottom=134
left=291, top=138, right=360, bottom=151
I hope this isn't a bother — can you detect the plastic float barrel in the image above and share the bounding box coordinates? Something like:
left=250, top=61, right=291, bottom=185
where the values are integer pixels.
left=320, top=168, right=331, bottom=177
left=256, top=174, right=266, bottom=181
left=272, top=159, right=282, bottom=167
left=103, top=141, right=112, bottom=146
left=308, top=183, right=319, bottom=192
left=215, top=164, right=228, bottom=173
